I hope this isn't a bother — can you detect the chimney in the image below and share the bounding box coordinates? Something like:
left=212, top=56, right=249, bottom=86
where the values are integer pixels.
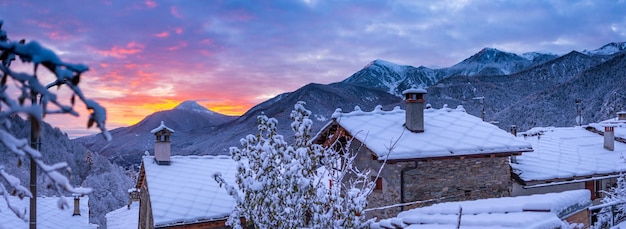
left=510, top=125, right=517, bottom=136
left=604, top=125, right=615, bottom=151
left=151, top=121, right=174, bottom=165
left=618, top=111, right=626, bottom=121
left=403, top=86, right=427, bottom=133
left=72, top=194, right=81, bottom=216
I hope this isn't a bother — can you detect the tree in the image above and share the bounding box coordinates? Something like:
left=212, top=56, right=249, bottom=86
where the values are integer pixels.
left=214, top=101, right=376, bottom=229
left=0, top=20, right=110, bottom=220
left=594, top=175, right=626, bottom=228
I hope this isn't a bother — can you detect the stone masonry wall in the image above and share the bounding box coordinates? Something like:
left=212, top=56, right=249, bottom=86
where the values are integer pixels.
left=351, top=139, right=512, bottom=220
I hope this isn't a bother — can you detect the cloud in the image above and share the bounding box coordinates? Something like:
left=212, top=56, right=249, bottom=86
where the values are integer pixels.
left=1, top=0, right=625, bottom=137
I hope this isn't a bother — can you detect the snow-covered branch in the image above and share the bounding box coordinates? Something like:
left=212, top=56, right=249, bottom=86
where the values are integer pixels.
left=215, top=101, right=380, bottom=229
left=0, top=20, right=109, bottom=220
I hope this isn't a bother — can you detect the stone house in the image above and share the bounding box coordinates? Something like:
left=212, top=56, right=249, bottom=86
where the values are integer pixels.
left=314, top=88, right=533, bottom=219
left=511, top=112, right=626, bottom=203
left=135, top=121, right=239, bottom=229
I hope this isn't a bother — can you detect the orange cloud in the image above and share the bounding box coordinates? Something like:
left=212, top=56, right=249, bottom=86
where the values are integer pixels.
left=98, top=41, right=145, bottom=58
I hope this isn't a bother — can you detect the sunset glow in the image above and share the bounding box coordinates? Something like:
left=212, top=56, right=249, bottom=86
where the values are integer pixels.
left=0, top=1, right=624, bottom=137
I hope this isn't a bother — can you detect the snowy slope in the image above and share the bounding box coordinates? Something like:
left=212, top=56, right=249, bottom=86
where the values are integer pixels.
left=584, top=42, right=626, bottom=56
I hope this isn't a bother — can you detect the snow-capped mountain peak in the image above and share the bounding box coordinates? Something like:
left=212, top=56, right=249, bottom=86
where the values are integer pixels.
left=584, top=42, right=626, bottom=55
left=174, top=100, right=218, bottom=116
left=363, top=59, right=406, bottom=73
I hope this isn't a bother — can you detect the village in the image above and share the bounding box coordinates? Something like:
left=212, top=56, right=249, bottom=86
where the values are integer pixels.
left=2, top=85, right=626, bottom=228
left=1, top=1, right=626, bottom=229
left=103, top=89, right=626, bottom=228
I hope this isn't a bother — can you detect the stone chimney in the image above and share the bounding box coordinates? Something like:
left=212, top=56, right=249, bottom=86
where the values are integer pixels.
left=403, top=86, right=427, bottom=133
left=510, top=125, right=517, bottom=136
left=72, top=194, right=81, bottom=216
left=604, top=125, right=615, bottom=151
left=151, top=121, right=174, bottom=165
left=618, top=111, right=626, bottom=121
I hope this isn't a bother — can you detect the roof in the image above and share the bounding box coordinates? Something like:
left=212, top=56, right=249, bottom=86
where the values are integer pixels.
left=141, top=155, right=237, bottom=227
left=106, top=202, right=139, bottom=229
left=371, top=189, right=591, bottom=229
left=511, top=126, right=626, bottom=184
left=150, top=121, right=175, bottom=134
left=328, top=105, right=532, bottom=160
left=588, top=117, right=626, bottom=138
left=0, top=196, right=96, bottom=229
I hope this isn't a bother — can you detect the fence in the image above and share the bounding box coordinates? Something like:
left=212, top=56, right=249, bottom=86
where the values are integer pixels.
left=589, top=201, right=626, bottom=228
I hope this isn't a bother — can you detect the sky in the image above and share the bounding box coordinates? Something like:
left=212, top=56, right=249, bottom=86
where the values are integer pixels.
left=0, top=0, right=625, bottom=138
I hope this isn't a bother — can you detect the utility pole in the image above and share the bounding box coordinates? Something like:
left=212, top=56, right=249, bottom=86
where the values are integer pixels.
left=473, top=96, right=485, bottom=121
left=29, top=94, right=39, bottom=229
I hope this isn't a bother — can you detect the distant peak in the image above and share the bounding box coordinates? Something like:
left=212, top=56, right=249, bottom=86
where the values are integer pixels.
left=584, top=41, right=626, bottom=55
left=174, top=100, right=217, bottom=115
left=363, top=59, right=405, bottom=72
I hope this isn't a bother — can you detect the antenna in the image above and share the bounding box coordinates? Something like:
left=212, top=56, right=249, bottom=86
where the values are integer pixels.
left=473, top=96, right=485, bottom=121
left=575, top=98, right=582, bottom=126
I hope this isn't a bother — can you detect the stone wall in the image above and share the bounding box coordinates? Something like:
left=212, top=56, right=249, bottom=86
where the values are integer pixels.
left=352, top=139, right=513, bottom=220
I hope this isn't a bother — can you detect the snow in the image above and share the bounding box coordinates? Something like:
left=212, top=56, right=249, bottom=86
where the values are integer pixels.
left=106, top=202, right=139, bottom=229
left=0, top=196, right=96, bottom=229
left=150, top=121, right=175, bottom=134
left=511, top=126, right=626, bottom=184
left=141, top=155, right=237, bottom=227
left=372, top=190, right=590, bottom=229
left=584, top=42, right=626, bottom=55
left=364, top=59, right=406, bottom=73
left=402, top=86, right=427, bottom=94
left=331, top=105, right=532, bottom=160
left=174, top=100, right=219, bottom=116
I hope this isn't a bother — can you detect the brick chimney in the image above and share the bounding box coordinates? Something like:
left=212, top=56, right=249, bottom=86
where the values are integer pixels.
left=604, top=125, right=615, bottom=151
left=151, top=121, right=174, bottom=165
left=72, top=194, right=81, bottom=216
left=403, top=86, right=427, bottom=133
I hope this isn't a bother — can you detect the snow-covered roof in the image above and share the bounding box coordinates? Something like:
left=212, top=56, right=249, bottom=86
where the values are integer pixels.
left=330, top=105, right=532, bottom=160
left=150, top=121, right=175, bottom=134
left=142, top=155, right=237, bottom=227
left=588, top=117, right=626, bottom=137
left=106, top=202, right=139, bottom=229
left=511, top=126, right=626, bottom=184
left=0, top=196, right=96, bottom=229
left=371, top=189, right=590, bottom=229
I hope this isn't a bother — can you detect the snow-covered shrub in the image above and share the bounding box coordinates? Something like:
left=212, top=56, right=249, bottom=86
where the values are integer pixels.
left=594, top=175, right=626, bottom=228
left=0, top=20, right=110, bottom=220
left=215, top=101, right=376, bottom=229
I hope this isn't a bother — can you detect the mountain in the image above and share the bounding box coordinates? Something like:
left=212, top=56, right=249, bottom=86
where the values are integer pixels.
left=584, top=42, right=626, bottom=56
left=73, top=101, right=236, bottom=166
left=75, top=41, right=626, bottom=170
left=342, top=59, right=446, bottom=96
left=492, top=52, right=626, bottom=130
left=443, top=48, right=558, bottom=76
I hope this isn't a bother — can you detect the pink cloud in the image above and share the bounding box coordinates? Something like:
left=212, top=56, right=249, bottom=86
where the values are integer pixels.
left=167, top=41, right=188, bottom=51
left=175, top=27, right=183, bottom=34
left=170, top=6, right=183, bottom=18
left=155, top=31, right=170, bottom=38
left=145, top=0, right=157, bottom=8
left=98, top=41, right=145, bottom=58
